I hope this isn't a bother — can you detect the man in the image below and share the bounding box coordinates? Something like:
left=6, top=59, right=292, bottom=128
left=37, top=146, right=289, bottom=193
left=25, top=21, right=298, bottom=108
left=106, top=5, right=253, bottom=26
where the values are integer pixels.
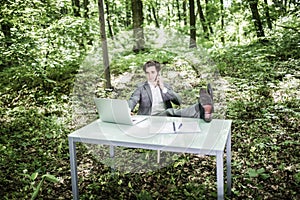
left=128, top=60, right=214, bottom=122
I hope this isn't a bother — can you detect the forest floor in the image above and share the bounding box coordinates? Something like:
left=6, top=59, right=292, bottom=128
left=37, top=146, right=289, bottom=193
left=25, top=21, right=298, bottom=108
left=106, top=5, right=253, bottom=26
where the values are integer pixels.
left=1, top=29, right=299, bottom=199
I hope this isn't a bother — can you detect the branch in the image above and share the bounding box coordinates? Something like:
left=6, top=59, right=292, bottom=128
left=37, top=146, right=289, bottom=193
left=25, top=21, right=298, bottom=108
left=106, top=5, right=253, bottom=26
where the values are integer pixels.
left=276, top=24, right=300, bottom=32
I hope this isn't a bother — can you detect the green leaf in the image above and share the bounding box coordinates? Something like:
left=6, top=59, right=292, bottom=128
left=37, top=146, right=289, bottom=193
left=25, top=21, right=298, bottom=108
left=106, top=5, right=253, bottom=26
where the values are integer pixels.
left=30, top=172, right=38, bottom=181
left=257, top=167, right=265, bottom=174
left=42, top=174, right=59, bottom=183
left=118, top=179, right=122, bottom=185
left=294, top=172, right=300, bottom=184
left=260, top=173, right=270, bottom=180
left=45, top=78, right=56, bottom=84
left=31, top=178, right=44, bottom=200
left=248, top=168, right=258, bottom=178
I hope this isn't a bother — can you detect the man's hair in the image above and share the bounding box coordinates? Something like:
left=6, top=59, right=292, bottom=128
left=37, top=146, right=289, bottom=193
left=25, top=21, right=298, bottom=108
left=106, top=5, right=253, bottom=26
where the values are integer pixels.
left=143, top=60, right=161, bottom=72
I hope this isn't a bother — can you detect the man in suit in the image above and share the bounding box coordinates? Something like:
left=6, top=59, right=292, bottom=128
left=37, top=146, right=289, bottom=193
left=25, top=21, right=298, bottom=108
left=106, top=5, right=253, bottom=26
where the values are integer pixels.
left=128, top=60, right=213, bottom=122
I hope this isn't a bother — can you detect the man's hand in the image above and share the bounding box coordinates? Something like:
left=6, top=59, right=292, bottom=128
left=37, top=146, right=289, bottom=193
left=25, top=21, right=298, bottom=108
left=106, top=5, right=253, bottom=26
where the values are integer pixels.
left=156, top=76, right=164, bottom=89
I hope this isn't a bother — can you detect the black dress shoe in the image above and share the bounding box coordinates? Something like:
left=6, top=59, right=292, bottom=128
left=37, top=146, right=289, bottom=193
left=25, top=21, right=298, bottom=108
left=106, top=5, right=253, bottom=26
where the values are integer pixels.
left=199, top=84, right=214, bottom=122
left=207, top=83, right=213, bottom=101
left=207, top=83, right=214, bottom=112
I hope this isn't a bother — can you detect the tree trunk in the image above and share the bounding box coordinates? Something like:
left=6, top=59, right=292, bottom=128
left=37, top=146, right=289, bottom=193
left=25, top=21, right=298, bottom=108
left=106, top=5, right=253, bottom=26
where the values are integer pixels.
left=104, top=0, right=114, bottom=39
left=176, top=0, right=181, bottom=21
left=167, top=2, right=171, bottom=26
left=1, top=23, right=12, bottom=47
left=196, top=0, right=209, bottom=39
left=273, top=0, right=286, bottom=14
left=189, top=0, right=197, bottom=48
left=220, top=0, right=225, bottom=44
left=131, top=0, right=145, bottom=52
left=151, top=3, right=160, bottom=28
left=263, top=0, right=272, bottom=30
left=98, top=0, right=112, bottom=89
left=72, top=0, right=80, bottom=17
left=83, top=0, right=89, bottom=18
left=248, top=0, right=265, bottom=38
left=145, top=4, right=152, bottom=24
left=205, top=0, right=214, bottom=34
left=183, top=0, right=187, bottom=26
left=125, top=0, right=131, bottom=27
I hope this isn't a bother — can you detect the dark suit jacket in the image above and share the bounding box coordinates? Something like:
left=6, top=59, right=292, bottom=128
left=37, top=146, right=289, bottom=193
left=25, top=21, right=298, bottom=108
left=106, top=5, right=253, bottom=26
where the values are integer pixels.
left=128, top=82, right=182, bottom=115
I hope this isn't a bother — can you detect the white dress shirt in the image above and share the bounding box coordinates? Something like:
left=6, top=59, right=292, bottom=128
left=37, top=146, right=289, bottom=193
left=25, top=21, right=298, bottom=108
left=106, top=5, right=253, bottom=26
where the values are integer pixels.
left=149, top=82, right=166, bottom=115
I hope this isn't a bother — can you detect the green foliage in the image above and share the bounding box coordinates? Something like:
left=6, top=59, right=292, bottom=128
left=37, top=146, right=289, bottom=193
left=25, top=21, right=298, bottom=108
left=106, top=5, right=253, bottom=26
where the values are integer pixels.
left=0, top=0, right=299, bottom=199
left=22, top=171, right=59, bottom=200
left=211, top=16, right=299, bottom=198
left=135, top=190, right=153, bottom=200
left=247, top=167, right=270, bottom=179
left=0, top=0, right=76, bottom=69
left=0, top=104, right=71, bottom=199
left=110, top=49, right=177, bottom=75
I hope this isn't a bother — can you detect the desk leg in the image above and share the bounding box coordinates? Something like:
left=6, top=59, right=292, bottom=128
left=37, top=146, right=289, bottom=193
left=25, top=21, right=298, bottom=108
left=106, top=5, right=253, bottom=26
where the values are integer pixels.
left=110, top=145, right=115, bottom=171
left=110, top=145, right=115, bottom=158
left=157, top=150, right=160, bottom=164
left=68, top=138, right=79, bottom=200
left=226, top=130, right=232, bottom=197
left=216, top=152, right=224, bottom=200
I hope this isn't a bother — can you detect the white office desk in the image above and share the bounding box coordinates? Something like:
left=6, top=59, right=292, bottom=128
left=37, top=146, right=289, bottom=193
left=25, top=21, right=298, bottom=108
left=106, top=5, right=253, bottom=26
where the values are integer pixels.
left=68, top=116, right=232, bottom=200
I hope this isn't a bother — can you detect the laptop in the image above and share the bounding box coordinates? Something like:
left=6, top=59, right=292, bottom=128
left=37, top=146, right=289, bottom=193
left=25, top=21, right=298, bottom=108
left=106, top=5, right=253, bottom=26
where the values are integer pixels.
left=94, top=98, right=148, bottom=125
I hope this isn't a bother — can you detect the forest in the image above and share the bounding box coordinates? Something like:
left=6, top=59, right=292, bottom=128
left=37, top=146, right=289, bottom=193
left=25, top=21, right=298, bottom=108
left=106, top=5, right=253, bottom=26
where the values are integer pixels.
left=0, top=0, right=299, bottom=199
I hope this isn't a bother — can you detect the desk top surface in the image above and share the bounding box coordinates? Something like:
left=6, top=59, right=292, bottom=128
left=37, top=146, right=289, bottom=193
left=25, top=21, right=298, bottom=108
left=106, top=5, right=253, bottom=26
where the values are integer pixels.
left=69, top=116, right=232, bottom=152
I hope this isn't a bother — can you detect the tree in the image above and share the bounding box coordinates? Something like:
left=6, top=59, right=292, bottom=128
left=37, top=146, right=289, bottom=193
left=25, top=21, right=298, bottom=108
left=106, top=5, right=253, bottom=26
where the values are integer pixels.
left=196, top=0, right=209, bottom=39
left=145, top=1, right=160, bottom=28
left=273, top=0, right=286, bottom=15
left=83, top=0, right=89, bottom=18
left=1, top=22, right=12, bottom=48
left=220, top=0, right=225, bottom=43
left=189, top=0, right=197, bottom=48
left=205, top=0, right=214, bottom=34
left=263, top=0, right=272, bottom=30
left=105, top=0, right=114, bottom=39
left=248, top=0, right=265, bottom=38
left=131, top=0, right=145, bottom=52
left=72, top=0, right=80, bottom=17
left=98, top=0, right=112, bottom=89
left=125, top=0, right=131, bottom=27
left=183, top=0, right=188, bottom=26
left=176, top=0, right=181, bottom=21
left=151, top=2, right=160, bottom=28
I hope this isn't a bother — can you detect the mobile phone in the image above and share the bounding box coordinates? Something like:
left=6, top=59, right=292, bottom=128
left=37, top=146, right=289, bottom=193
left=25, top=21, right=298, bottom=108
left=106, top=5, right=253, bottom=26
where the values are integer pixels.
left=155, top=74, right=160, bottom=87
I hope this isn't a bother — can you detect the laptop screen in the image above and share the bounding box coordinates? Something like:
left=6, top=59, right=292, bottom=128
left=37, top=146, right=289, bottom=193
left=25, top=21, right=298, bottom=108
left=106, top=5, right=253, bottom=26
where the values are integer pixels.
left=94, top=98, right=147, bottom=125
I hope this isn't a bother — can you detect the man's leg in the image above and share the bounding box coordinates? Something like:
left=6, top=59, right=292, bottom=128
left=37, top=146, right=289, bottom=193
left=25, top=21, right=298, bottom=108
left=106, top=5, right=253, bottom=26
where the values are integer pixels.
left=159, top=85, right=213, bottom=121
left=158, top=103, right=203, bottom=118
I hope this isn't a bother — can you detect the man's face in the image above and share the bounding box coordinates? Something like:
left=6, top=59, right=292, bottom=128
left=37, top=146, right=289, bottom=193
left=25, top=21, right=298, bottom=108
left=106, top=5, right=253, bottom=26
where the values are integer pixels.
left=145, top=66, right=158, bottom=83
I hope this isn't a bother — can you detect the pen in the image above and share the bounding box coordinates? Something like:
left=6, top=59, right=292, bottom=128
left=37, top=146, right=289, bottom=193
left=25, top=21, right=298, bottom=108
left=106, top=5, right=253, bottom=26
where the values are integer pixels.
left=178, top=123, right=182, bottom=130
left=173, top=122, right=176, bottom=132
